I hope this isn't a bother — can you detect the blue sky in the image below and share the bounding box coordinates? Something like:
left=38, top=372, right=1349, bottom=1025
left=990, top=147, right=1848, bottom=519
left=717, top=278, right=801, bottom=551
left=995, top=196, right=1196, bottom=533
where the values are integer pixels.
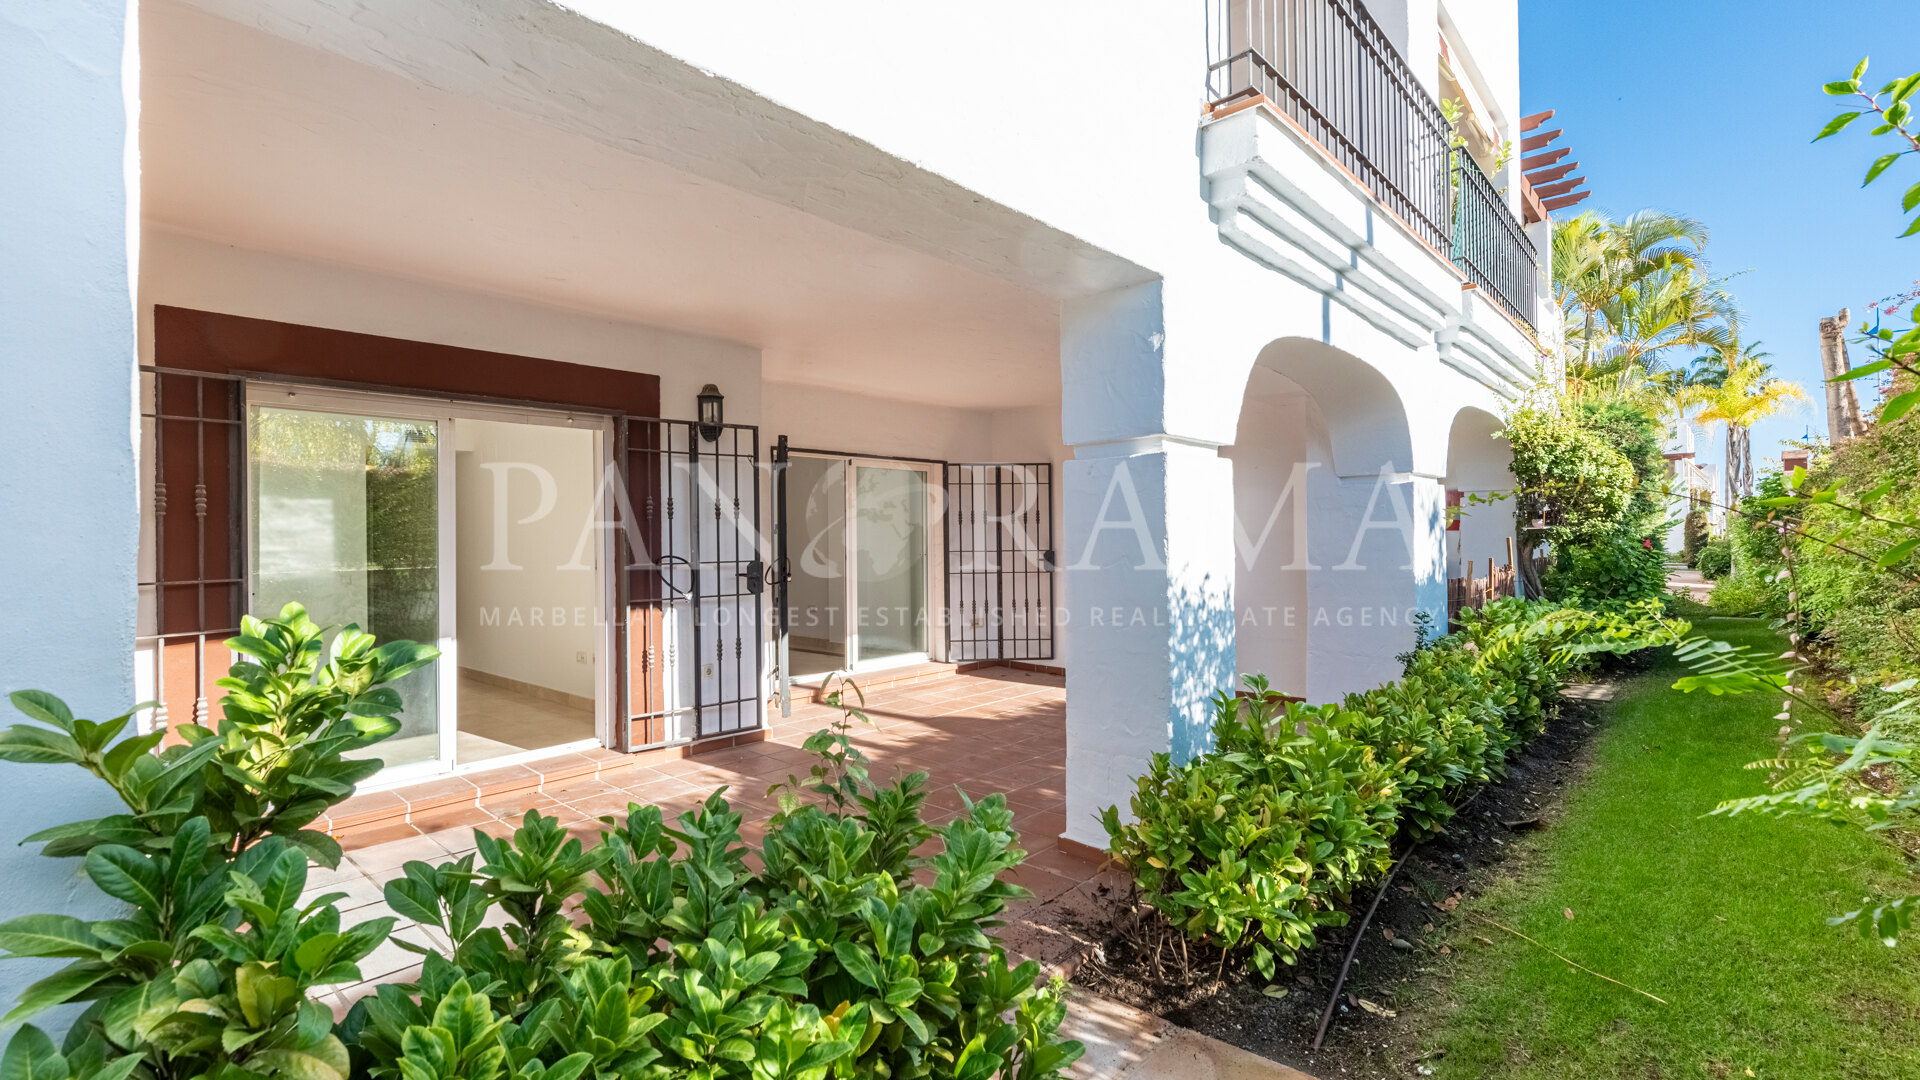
left=1520, top=0, right=1919, bottom=476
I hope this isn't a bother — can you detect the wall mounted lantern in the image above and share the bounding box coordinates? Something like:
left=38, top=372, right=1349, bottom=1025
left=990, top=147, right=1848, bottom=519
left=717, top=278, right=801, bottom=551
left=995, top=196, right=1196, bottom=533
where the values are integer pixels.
left=697, top=384, right=724, bottom=442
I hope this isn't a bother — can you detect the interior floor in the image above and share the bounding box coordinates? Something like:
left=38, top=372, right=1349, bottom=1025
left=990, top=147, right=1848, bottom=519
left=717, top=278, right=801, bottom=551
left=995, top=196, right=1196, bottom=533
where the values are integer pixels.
left=457, top=672, right=596, bottom=765
left=790, top=647, right=847, bottom=680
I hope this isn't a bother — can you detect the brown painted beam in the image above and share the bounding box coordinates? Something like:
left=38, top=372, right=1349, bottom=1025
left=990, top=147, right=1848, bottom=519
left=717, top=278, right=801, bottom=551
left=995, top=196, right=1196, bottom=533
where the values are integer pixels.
left=1526, top=162, right=1579, bottom=185
left=1534, top=177, right=1586, bottom=198
left=1520, top=128, right=1563, bottom=151
left=1541, top=190, right=1593, bottom=211
left=1520, top=147, right=1570, bottom=171
left=1520, top=109, right=1555, bottom=132
left=1521, top=175, right=1549, bottom=225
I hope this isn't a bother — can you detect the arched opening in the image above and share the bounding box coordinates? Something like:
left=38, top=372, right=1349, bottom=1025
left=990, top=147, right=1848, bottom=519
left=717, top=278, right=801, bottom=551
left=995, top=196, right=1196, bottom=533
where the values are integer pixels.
left=1224, top=338, right=1435, bottom=702
left=1444, top=407, right=1517, bottom=601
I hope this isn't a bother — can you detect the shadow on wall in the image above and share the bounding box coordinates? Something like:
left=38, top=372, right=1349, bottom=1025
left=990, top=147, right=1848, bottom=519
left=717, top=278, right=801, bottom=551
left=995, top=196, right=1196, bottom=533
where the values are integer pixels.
left=1169, top=577, right=1236, bottom=764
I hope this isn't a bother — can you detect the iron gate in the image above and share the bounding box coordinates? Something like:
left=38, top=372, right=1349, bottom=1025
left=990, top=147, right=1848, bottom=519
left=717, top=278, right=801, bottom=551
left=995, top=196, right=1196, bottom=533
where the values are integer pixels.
left=944, top=462, right=1055, bottom=662
left=617, top=418, right=764, bottom=747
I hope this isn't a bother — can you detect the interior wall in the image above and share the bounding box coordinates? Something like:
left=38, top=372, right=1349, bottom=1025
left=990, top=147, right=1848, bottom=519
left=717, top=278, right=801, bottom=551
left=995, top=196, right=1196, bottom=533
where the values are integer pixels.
left=453, top=418, right=599, bottom=698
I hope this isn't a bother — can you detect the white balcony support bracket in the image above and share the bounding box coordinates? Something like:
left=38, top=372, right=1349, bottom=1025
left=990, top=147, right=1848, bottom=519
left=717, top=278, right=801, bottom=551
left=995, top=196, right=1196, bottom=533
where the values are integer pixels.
left=1200, top=103, right=1540, bottom=399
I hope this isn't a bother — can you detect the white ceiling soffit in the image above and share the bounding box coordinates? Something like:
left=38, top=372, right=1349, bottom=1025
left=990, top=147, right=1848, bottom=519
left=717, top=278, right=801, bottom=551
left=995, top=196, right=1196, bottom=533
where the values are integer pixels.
left=168, top=0, right=1150, bottom=302
left=142, top=1, right=1101, bottom=407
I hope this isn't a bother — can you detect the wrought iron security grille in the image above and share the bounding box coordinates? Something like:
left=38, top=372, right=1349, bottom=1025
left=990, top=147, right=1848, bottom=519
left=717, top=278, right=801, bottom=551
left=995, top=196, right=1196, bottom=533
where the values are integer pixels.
left=137, top=366, right=245, bottom=736
left=1451, top=149, right=1538, bottom=329
left=617, top=418, right=764, bottom=746
left=944, top=463, right=1055, bottom=662
left=1205, top=0, right=1455, bottom=255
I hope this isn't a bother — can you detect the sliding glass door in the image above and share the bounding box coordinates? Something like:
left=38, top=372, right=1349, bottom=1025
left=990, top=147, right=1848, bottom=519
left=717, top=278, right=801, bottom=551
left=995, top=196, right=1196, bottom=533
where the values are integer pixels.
left=783, top=454, right=937, bottom=678
left=852, top=464, right=929, bottom=665
left=246, top=385, right=616, bottom=782
left=248, top=403, right=450, bottom=772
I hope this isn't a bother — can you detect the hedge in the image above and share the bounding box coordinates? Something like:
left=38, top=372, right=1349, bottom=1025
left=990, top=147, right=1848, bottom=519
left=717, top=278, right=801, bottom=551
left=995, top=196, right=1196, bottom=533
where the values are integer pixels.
left=1100, top=598, right=1682, bottom=980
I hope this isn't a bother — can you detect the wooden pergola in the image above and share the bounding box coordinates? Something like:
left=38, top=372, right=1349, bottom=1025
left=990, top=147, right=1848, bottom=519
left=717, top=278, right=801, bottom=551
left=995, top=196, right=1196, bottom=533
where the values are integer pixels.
left=1517, top=109, right=1592, bottom=223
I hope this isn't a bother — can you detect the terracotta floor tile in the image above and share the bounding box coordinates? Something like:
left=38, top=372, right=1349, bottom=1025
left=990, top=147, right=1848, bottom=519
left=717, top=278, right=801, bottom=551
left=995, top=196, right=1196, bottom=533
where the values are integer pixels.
left=565, top=791, right=647, bottom=821
left=320, top=667, right=1075, bottom=998
left=408, top=805, right=499, bottom=846
left=304, top=870, right=387, bottom=915
left=1022, top=843, right=1103, bottom=882
left=336, top=818, right=420, bottom=849
left=478, top=790, right=563, bottom=823
left=1003, top=862, right=1080, bottom=906
left=331, top=790, right=409, bottom=830
left=464, top=764, right=543, bottom=797
left=540, top=778, right=618, bottom=806
left=397, top=776, right=481, bottom=812
left=345, top=829, right=447, bottom=874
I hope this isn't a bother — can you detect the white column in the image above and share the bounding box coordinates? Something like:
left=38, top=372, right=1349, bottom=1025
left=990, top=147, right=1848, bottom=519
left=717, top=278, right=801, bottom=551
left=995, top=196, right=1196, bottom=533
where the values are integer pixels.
left=1059, top=284, right=1237, bottom=850
left=0, top=0, right=140, bottom=1022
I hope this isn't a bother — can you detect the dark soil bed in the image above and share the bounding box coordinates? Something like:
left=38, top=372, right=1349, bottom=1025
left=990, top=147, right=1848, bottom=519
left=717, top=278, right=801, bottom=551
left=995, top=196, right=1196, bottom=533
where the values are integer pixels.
left=1070, top=654, right=1650, bottom=1079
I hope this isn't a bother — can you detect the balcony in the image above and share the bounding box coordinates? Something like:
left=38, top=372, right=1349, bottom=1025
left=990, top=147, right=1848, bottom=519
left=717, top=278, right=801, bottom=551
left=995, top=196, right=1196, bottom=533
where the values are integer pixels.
left=1452, top=149, right=1538, bottom=329
left=1204, top=0, right=1537, bottom=331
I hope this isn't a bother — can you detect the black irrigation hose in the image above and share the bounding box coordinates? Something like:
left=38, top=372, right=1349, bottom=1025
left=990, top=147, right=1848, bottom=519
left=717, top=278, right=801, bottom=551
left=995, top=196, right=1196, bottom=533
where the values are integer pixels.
left=1312, top=845, right=1413, bottom=1053
left=1309, top=782, right=1497, bottom=1054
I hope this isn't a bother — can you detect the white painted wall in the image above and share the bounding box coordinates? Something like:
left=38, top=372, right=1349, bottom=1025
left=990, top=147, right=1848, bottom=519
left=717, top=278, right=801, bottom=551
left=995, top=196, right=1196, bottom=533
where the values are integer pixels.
left=1367, top=0, right=1441, bottom=99
left=138, top=230, right=763, bottom=430
left=0, top=0, right=140, bottom=1030
left=1223, top=375, right=1318, bottom=699
left=453, top=419, right=599, bottom=699
left=1445, top=408, right=1517, bottom=583
left=1440, top=0, right=1521, bottom=142
left=763, top=382, right=992, bottom=464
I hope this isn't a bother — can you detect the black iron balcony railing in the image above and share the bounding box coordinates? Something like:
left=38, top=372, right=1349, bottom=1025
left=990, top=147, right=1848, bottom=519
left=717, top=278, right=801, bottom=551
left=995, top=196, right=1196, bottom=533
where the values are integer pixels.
left=1205, top=0, right=1537, bottom=330
left=1451, top=149, right=1537, bottom=329
left=1205, top=0, right=1454, bottom=253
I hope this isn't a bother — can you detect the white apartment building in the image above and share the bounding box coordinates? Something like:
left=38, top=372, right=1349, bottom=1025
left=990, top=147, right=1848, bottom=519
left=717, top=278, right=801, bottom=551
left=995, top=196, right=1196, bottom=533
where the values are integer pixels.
left=2, top=0, right=1553, bottom=1000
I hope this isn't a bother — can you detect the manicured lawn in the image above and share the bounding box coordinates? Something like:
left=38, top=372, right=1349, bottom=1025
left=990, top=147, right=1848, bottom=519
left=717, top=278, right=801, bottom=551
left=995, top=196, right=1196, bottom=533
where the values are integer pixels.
left=1421, top=617, right=1920, bottom=1079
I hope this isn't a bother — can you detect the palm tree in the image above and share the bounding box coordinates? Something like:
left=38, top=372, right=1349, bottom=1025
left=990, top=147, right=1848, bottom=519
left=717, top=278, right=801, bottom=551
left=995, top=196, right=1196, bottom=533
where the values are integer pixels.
left=1684, top=338, right=1772, bottom=393
left=1606, top=267, right=1740, bottom=374
left=1692, top=345, right=1808, bottom=502
left=1553, top=210, right=1729, bottom=396
left=1553, top=212, right=1613, bottom=367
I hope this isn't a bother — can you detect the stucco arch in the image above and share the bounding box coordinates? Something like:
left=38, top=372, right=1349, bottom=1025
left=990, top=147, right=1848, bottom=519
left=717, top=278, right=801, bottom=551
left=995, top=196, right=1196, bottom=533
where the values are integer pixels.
left=1445, top=406, right=1510, bottom=490
left=1244, top=337, right=1416, bottom=478
left=1224, top=341, right=1438, bottom=702
left=1444, top=405, right=1518, bottom=589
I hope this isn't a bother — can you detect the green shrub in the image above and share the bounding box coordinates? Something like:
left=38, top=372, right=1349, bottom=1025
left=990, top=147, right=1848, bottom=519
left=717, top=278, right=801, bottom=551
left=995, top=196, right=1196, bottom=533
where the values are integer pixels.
left=347, top=789, right=1080, bottom=1080
left=1543, top=533, right=1669, bottom=608
left=1683, top=508, right=1710, bottom=567
left=1505, top=404, right=1639, bottom=544
left=1695, top=537, right=1733, bottom=579
left=1101, top=599, right=1680, bottom=981
left=0, top=609, right=1082, bottom=1080
left=0, top=603, right=436, bottom=1080
left=1707, top=574, right=1770, bottom=616
left=1101, top=689, right=1401, bottom=979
